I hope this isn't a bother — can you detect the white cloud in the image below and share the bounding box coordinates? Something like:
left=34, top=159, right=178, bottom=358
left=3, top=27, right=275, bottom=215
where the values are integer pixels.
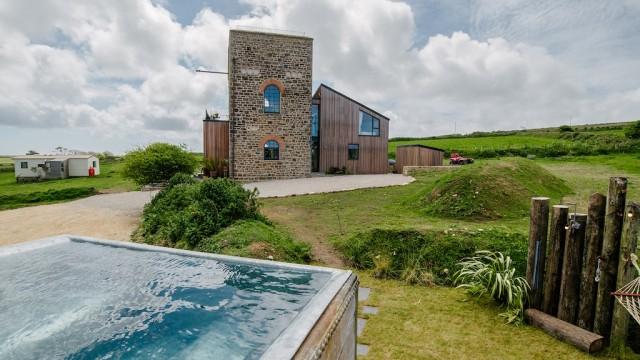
left=0, top=0, right=639, bottom=154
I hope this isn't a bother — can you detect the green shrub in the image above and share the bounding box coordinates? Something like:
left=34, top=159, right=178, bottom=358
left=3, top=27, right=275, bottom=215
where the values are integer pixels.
left=454, top=251, right=529, bottom=324
left=625, top=120, right=640, bottom=139
left=135, top=177, right=262, bottom=248
left=424, top=159, right=570, bottom=219
left=196, top=220, right=311, bottom=263
left=336, top=227, right=527, bottom=285
left=122, top=143, right=199, bottom=185
left=559, top=125, right=574, bottom=132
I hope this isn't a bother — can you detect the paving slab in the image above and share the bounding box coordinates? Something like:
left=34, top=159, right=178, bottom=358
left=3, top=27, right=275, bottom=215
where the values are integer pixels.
left=358, top=287, right=371, bottom=302
left=357, top=344, right=370, bottom=356
left=357, top=318, right=367, bottom=336
left=362, top=306, right=379, bottom=315
left=244, top=174, right=414, bottom=198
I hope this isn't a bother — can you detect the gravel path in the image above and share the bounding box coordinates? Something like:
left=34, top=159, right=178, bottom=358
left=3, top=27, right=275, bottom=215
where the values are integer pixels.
left=244, top=174, right=414, bottom=198
left=0, top=192, right=157, bottom=246
left=0, top=174, right=413, bottom=246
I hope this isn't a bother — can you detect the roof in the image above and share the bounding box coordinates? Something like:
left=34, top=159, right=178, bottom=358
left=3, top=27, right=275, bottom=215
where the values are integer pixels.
left=396, top=144, right=445, bottom=152
left=313, top=84, right=390, bottom=121
left=13, top=154, right=97, bottom=160
left=230, top=27, right=313, bottom=41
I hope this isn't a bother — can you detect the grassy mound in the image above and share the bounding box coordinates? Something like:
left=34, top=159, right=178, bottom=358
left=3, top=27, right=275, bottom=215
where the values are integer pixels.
left=134, top=175, right=311, bottom=264
left=424, top=158, right=570, bottom=219
left=196, top=220, right=311, bottom=263
left=337, top=227, right=527, bottom=285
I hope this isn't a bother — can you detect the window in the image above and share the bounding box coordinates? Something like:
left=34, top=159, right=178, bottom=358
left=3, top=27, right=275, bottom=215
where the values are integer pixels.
left=311, top=104, right=319, bottom=137
left=348, top=144, right=359, bottom=160
left=359, top=111, right=380, bottom=136
left=20, top=161, right=28, bottom=169
left=264, top=140, right=280, bottom=160
left=92, top=160, right=97, bottom=168
left=264, top=85, right=281, bottom=113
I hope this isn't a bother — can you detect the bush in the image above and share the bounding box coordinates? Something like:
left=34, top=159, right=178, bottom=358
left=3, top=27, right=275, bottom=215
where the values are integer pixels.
left=559, top=125, right=574, bottom=132
left=196, top=220, right=311, bottom=263
left=336, top=227, right=528, bottom=285
left=122, top=143, right=199, bottom=185
left=135, top=176, right=262, bottom=248
left=454, top=251, right=529, bottom=324
left=625, top=120, right=640, bottom=139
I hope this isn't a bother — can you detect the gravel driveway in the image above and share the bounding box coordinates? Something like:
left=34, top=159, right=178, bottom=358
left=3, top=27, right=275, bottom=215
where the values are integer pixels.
left=244, top=174, right=414, bottom=197
left=0, top=174, right=413, bottom=246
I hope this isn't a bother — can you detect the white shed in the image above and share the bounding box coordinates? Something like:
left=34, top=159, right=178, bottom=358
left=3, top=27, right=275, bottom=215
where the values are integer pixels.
left=13, top=155, right=100, bottom=181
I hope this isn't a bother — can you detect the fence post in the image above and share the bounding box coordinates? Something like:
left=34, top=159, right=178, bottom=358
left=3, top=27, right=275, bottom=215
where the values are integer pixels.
left=558, top=213, right=588, bottom=324
left=594, top=177, right=628, bottom=338
left=577, top=193, right=607, bottom=330
left=542, top=205, right=569, bottom=315
left=527, top=197, right=550, bottom=309
left=610, top=203, right=640, bottom=345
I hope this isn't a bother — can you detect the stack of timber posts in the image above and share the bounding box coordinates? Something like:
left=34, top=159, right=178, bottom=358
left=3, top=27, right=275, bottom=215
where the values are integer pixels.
left=542, top=205, right=569, bottom=315
left=610, top=202, right=640, bottom=345
left=577, top=193, right=607, bottom=331
left=558, top=213, right=588, bottom=323
left=527, top=197, right=550, bottom=309
left=594, top=177, right=628, bottom=339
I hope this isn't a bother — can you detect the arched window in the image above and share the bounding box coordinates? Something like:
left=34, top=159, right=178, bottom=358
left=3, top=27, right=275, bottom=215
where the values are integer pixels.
left=264, top=140, right=280, bottom=160
left=264, top=85, right=281, bottom=113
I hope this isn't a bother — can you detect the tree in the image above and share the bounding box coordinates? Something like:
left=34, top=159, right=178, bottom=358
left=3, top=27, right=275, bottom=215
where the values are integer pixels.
left=25, top=150, right=39, bottom=155
left=559, top=125, right=574, bottom=132
left=624, top=120, right=640, bottom=139
left=122, top=143, right=199, bottom=185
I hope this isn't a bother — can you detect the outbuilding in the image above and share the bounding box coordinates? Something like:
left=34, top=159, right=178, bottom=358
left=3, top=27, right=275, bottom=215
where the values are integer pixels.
left=13, top=155, right=100, bottom=182
left=395, top=145, right=445, bottom=174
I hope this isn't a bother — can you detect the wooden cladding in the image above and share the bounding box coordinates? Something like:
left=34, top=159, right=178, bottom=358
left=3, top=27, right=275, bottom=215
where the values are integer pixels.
left=315, top=85, right=389, bottom=174
left=395, top=145, right=444, bottom=173
left=203, top=120, right=229, bottom=162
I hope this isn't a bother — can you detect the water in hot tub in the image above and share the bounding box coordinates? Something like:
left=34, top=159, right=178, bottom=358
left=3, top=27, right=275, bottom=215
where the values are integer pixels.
left=0, top=240, right=331, bottom=359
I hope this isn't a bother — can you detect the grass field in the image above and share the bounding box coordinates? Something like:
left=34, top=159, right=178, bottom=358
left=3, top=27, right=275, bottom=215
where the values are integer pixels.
left=261, top=155, right=640, bottom=359
left=0, top=160, right=136, bottom=209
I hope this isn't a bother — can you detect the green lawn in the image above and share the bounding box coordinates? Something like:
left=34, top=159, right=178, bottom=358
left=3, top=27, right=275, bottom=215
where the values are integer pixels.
left=0, top=160, right=136, bottom=209
left=390, top=134, right=568, bottom=156
left=260, top=154, right=640, bottom=359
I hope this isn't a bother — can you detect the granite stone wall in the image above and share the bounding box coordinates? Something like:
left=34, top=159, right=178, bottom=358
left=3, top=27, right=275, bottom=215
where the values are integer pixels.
left=228, top=30, right=313, bottom=181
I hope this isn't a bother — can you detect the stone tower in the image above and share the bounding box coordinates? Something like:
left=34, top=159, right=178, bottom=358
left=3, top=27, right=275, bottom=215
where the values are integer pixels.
left=228, top=29, right=313, bottom=181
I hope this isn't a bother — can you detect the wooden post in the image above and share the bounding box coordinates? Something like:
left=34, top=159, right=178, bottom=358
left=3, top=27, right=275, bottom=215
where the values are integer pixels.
left=610, top=202, right=640, bottom=345
left=558, top=213, right=588, bottom=324
left=594, top=177, right=628, bottom=338
left=525, top=309, right=605, bottom=353
left=527, top=197, right=550, bottom=309
left=542, top=205, right=569, bottom=315
left=577, top=193, right=607, bottom=330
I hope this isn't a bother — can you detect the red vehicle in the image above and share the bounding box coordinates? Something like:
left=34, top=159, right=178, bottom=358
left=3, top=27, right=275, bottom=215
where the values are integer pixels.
left=449, top=152, right=474, bottom=165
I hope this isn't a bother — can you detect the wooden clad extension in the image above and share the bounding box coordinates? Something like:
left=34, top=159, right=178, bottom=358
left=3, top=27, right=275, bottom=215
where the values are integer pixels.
left=395, top=145, right=444, bottom=173
left=314, top=85, right=389, bottom=174
left=203, top=119, right=229, bottom=162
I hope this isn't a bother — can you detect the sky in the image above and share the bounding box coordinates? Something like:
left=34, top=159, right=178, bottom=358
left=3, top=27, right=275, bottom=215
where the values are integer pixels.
left=1, top=0, right=639, bottom=155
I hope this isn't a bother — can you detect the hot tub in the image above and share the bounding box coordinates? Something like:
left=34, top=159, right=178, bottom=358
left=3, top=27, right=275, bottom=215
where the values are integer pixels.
left=0, top=236, right=358, bottom=359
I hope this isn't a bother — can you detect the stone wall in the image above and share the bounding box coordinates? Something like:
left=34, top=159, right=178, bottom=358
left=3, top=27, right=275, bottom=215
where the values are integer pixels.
left=228, top=30, right=313, bottom=181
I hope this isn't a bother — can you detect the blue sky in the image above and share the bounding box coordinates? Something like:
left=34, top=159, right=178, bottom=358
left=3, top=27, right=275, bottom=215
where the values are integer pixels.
left=0, top=0, right=639, bottom=154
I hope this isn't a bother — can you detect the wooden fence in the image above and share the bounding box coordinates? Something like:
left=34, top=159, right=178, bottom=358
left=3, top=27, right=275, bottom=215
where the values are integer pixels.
left=525, top=177, right=640, bottom=353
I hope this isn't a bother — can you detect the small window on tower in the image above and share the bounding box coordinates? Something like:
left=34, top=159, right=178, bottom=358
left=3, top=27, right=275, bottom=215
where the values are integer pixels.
left=264, top=85, right=281, bottom=113
left=264, top=140, right=280, bottom=160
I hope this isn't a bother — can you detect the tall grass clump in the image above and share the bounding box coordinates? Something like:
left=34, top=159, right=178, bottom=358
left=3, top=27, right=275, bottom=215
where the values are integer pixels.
left=454, top=250, right=529, bottom=324
left=337, top=228, right=528, bottom=285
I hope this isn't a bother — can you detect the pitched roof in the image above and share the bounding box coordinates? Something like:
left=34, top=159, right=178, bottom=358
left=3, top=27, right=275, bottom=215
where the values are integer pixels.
left=313, top=84, right=390, bottom=121
left=12, top=154, right=96, bottom=160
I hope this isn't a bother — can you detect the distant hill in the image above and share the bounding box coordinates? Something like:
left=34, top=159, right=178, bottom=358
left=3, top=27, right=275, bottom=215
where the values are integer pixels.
left=389, top=120, right=639, bottom=159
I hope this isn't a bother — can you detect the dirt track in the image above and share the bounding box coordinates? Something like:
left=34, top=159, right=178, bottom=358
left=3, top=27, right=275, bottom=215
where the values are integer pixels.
left=0, top=192, right=156, bottom=246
